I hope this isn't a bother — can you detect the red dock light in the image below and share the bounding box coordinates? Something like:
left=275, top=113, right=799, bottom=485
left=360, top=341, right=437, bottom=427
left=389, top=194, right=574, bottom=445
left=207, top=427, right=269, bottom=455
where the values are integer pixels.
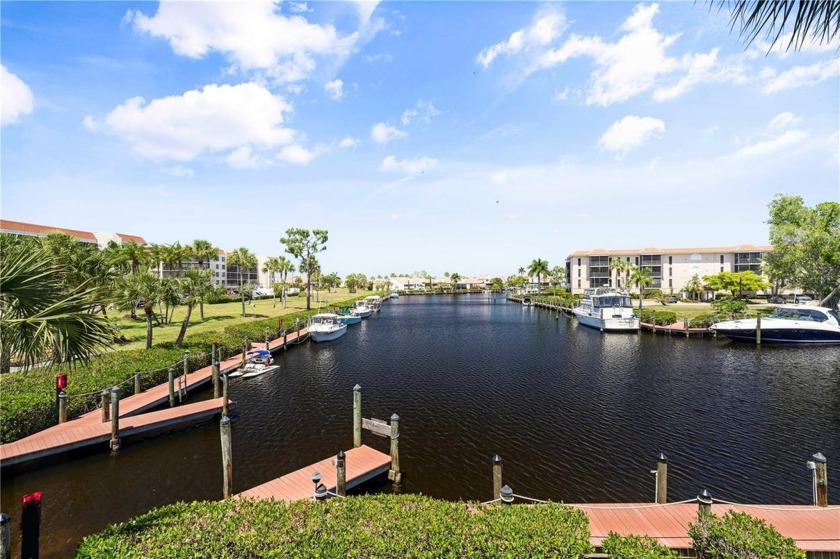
left=21, top=491, right=42, bottom=558
left=55, top=373, right=68, bottom=390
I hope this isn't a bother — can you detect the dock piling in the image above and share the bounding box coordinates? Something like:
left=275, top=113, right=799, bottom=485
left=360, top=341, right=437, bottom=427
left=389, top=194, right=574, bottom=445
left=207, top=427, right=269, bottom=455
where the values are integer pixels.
left=100, top=390, right=110, bottom=423
left=655, top=453, right=668, bottom=504
left=388, top=413, right=401, bottom=483
left=756, top=313, right=762, bottom=345
left=500, top=485, right=514, bottom=505
left=265, top=328, right=270, bottom=350
left=212, top=356, right=220, bottom=399
left=222, top=374, right=229, bottom=418
left=336, top=450, right=346, bottom=497
left=813, top=452, right=828, bottom=507
left=168, top=368, right=175, bottom=408
left=0, top=513, right=10, bottom=559
left=134, top=370, right=141, bottom=395
left=20, top=492, right=41, bottom=559
left=683, top=318, right=689, bottom=338
left=110, top=386, right=120, bottom=451
left=180, top=350, right=189, bottom=402
left=58, top=391, right=67, bottom=424
left=220, top=415, right=233, bottom=499
left=353, top=385, right=362, bottom=448
left=492, top=455, right=503, bottom=501
left=697, top=489, right=712, bottom=518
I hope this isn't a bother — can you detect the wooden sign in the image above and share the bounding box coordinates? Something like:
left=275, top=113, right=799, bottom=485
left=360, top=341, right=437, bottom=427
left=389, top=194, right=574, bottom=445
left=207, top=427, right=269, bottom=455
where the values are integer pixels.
left=362, top=417, right=390, bottom=437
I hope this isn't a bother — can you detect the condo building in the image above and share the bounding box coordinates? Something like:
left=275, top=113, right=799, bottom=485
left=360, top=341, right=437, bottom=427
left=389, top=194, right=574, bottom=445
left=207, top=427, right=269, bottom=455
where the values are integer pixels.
left=565, top=244, right=771, bottom=295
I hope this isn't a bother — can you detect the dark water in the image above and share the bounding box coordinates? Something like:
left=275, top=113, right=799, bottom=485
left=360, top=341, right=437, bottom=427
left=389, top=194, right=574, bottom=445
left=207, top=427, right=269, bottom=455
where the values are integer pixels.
left=3, top=294, right=839, bottom=556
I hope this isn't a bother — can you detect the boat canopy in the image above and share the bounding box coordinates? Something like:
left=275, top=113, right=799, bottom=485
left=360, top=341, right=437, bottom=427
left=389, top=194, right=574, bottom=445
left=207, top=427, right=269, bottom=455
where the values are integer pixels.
left=593, top=295, right=632, bottom=308
left=247, top=349, right=271, bottom=356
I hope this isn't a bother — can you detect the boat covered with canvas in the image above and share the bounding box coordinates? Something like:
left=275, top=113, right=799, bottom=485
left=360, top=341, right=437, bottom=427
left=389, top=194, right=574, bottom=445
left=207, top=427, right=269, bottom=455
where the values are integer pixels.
left=573, top=287, right=639, bottom=332
left=309, top=313, right=348, bottom=342
left=710, top=304, right=840, bottom=344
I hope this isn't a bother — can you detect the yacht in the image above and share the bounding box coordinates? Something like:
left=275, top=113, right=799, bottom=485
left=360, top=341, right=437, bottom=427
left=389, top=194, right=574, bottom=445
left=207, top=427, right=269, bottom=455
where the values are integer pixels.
left=352, top=300, right=373, bottom=318
left=573, top=287, right=639, bottom=332
left=308, top=313, right=348, bottom=342
left=710, top=305, right=840, bottom=344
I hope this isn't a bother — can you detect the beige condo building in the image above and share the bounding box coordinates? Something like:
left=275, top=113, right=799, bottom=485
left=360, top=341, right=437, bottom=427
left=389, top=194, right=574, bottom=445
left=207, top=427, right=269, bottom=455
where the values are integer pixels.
left=565, top=244, right=771, bottom=296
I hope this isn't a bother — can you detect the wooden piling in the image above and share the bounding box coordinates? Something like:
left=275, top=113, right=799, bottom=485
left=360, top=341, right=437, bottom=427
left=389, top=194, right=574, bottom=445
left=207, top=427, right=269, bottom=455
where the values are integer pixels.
left=110, top=386, right=120, bottom=451
left=134, top=370, right=141, bottom=395
left=58, top=391, right=67, bottom=424
left=100, top=390, right=110, bottom=423
left=265, top=328, right=270, bottom=350
left=353, top=384, right=362, bottom=448
left=388, top=413, right=401, bottom=483
left=756, top=312, right=762, bottom=345
left=212, top=357, right=220, bottom=399
left=168, top=368, right=175, bottom=408
left=656, top=453, right=668, bottom=504
left=492, top=455, right=503, bottom=501
left=814, top=452, right=828, bottom=507
left=220, top=415, right=233, bottom=499
left=20, top=493, right=41, bottom=559
left=241, top=342, right=246, bottom=369
left=180, top=351, right=189, bottom=403
left=697, top=489, right=712, bottom=518
left=683, top=318, right=689, bottom=338
left=336, top=450, right=346, bottom=497
left=0, top=512, right=10, bottom=559
left=222, top=374, right=229, bottom=418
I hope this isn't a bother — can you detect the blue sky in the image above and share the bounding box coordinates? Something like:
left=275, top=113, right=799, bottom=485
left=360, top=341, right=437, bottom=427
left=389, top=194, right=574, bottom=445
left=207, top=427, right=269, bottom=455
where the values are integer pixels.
left=2, top=1, right=838, bottom=277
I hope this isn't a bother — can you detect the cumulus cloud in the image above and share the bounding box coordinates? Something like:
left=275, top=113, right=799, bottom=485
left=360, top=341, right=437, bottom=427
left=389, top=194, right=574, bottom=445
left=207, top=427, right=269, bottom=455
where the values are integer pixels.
left=732, top=129, right=808, bottom=159
left=371, top=122, right=406, bottom=144
left=769, top=112, right=801, bottom=130
left=401, top=100, right=439, bottom=126
left=278, top=144, right=319, bottom=165
left=380, top=155, right=438, bottom=175
left=763, top=58, right=840, bottom=94
left=126, top=1, right=380, bottom=84
left=339, top=136, right=358, bottom=148
left=84, top=82, right=296, bottom=162
left=598, top=115, right=665, bottom=156
left=226, top=146, right=269, bottom=169
left=1, top=65, right=34, bottom=125
left=478, top=7, right=566, bottom=68
left=325, top=78, right=344, bottom=101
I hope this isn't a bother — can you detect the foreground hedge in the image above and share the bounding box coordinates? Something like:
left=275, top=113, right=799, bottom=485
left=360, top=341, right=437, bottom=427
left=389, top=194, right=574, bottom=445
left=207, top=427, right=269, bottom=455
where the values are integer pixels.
left=0, top=303, right=347, bottom=443
left=76, top=494, right=593, bottom=558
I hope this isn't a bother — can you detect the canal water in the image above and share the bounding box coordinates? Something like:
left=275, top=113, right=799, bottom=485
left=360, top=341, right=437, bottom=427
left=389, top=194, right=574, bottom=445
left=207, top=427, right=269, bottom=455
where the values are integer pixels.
left=3, top=294, right=839, bottom=556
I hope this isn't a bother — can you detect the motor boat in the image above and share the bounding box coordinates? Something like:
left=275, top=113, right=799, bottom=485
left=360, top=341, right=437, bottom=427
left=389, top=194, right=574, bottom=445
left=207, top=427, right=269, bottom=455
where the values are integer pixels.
left=573, top=287, right=640, bottom=332
left=522, top=297, right=533, bottom=306
left=710, top=304, right=840, bottom=344
left=390, top=292, right=400, bottom=299
left=227, top=349, right=280, bottom=378
left=335, top=307, right=362, bottom=326
left=308, top=313, right=348, bottom=342
left=352, top=300, right=373, bottom=318
left=364, top=295, right=382, bottom=312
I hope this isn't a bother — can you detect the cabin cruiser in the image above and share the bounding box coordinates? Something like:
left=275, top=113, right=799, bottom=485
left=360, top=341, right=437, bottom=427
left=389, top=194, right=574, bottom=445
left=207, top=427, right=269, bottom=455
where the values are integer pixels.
left=352, top=300, right=373, bottom=318
left=364, top=295, right=382, bottom=312
left=335, top=306, right=362, bottom=325
left=710, top=305, right=840, bottom=344
left=227, top=349, right=280, bottom=378
left=573, top=287, right=639, bottom=332
left=308, top=313, right=348, bottom=342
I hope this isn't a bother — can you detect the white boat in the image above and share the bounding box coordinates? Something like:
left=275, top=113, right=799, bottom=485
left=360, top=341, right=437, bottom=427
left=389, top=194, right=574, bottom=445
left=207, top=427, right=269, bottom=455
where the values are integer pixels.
left=352, top=300, right=373, bottom=318
left=308, top=313, right=348, bottom=342
left=390, top=292, right=400, bottom=299
left=336, top=314, right=361, bottom=326
left=522, top=297, right=533, bottom=306
left=228, top=349, right=280, bottom=378
left=710, top=305, right=840, bottom=344
left=573, top=287, right=640, bottom=332
left=364, top=295, right=382, bottom=312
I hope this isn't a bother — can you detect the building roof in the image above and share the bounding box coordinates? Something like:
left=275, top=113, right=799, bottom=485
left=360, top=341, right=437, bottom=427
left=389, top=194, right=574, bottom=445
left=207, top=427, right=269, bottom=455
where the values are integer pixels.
left=566, top=245, right=772, bottom=260
left=0, top=219, right=98, bottom=243
left=115, top=233, right=147, bottom=244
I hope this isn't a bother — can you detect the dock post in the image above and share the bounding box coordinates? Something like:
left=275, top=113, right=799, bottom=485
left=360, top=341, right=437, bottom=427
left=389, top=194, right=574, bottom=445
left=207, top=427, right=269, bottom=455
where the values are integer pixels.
left=58, top=391, right=67, bottom=424
left=492, top=455, right=503, bottom=501
left=110, top=386, right=120, bottom=451
left=212, top=356, right=220, bottom=399
left=697, top=489, right=712, bottom=518
left=100, top=390, right=110, bottom=423
left=20, top=492, right=41, bottom=559
left=220, top=415, right=233, bottom=499
left=134, top=370, right=141, bottom=395
left=241, top=342, right=246, bottom=370
left=756, top=313, right=762, bottom=345
left=388, top=413, right=401, bottom=483
left=181, top=350, right=189, bottom=402
left=683, top=318, right=689, bottom=338
left=168, top=368, right=175, bottom=408
left=265, top=328, right=270, bottom=350
left=211, top=340, right=216, bottom=365
left=500, top=485, right=514, bottom=505
left=336, top=451, right=346, bottom=497
left=655, top=453, right=668, bottom=504
left=222, top=373, right=229, bottom=418
left=814, top=452, right=828, bottom=507
left=283, top=330, right=288, bottom=349
left=353, top=384, right=362, bottom=448
left=0, top=512, right=9, bottom=559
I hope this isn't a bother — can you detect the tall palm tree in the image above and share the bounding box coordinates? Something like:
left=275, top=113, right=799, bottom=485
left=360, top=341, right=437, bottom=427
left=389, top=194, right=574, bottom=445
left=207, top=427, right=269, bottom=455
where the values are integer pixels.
left=277, top=256, right=295, bottom=308
left=261, top=256, right=281, bottom=307
left=609, top=258, right=633, bottom=289
left=228, top=247, right=257, bottom=316
left=114, top=270, right=162, bottom=349
left=630, top=266, right=655, bottom=313
left=174, top=269, right=212, bottom=347
left=0, top=241, right=115, bottom=372
left=528, top=259, right=550, bottom=293
left=450, top=272, right=461, bottom=293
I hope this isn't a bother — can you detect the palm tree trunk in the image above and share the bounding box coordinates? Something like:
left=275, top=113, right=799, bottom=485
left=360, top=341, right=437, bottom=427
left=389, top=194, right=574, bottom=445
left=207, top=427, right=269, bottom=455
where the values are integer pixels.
left=199, top=301, right=205, bottom=321
left=175, top=304, right=193, bottom=347
left=145, top=309, right=154, bottom=349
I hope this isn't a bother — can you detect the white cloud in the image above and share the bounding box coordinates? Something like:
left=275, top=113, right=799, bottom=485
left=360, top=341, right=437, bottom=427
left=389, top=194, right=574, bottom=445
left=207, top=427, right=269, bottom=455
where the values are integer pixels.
left=126, top=1, right=378, bottom=84
left=339, top=136, right=358, bottom=148
left=732, top=129, right=808, bottom=159
left=401, top=100, right=439, bottom=126
left=769, top=112, right=801, bottom=130
left=478, top=7, right=566, bottom=68
left=598, top=115, right=665, bottom=156
left=325, top=79, right=344, bottom=101
left=85, top=82, right=296, bottom=161
left=380, top=155, right=438, bottom=175
left=158, top=164, right=195, bottom=177
left=1, top=65, right=34, bottom=126
left=371, top=122, right=406, bottom=144
left=278, top=144, right=319, bottom=165
left=289, top=2, right=311, bottom=13
left=226, top=146, right=268, bottom=169
left=763, top=58, right=840, bottom=94
left=554, top=86, right=570, bottom=101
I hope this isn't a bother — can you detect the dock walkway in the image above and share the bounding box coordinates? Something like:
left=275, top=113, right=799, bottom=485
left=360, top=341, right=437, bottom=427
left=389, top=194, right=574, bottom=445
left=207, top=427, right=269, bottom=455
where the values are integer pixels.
left=237, top=445, right=391, bottom=502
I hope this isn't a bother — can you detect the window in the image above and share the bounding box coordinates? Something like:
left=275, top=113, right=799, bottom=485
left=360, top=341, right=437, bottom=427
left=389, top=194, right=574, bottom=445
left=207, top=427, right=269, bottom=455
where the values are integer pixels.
left=578, top=279, right=581, bottom=288
left=577, top=268, right=581, bottom=277
left=635, top=257, right=639, bottom=265
left=669, top=267, right=672, bottom=276
left=591, top=278, right=609, bottom=287
left=720, top=255, right=724, bottom=264
left=669, top=279, right=672, bottom=288
left=720, top=266, right=724, bottom=272
left=668, top=256, right=672, bottom=265
left=578, top=258, right=581, bottom=266
left=734, top=252, right=762, bottom=273
left=589, top=256, right=609, bottom=279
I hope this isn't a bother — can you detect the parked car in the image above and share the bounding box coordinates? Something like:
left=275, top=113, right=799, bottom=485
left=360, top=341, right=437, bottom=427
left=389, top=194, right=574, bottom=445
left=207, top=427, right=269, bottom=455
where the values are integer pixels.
left=665, top=295, right=679, bottom=303
left=768, top=296, right=785, bottom=304
left=795, top=295, right=812, bottom=304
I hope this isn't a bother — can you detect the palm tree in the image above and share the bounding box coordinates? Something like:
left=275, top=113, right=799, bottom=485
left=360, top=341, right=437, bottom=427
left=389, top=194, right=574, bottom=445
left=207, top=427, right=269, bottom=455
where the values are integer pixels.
left=715, top=0, right=839, bottom=51
left=629, top=266, right=655, bottom=314
left=528, top=259, right=550, bottom=293
left=174, top=269, right=212, bottom=347
left=159, top=277, right=181, bottom=324
left=227, top=247, right=257, bottom=316
left=277, top=256, right=295, bottom=308
left=450, top=272, right=461, bottom=293
left=261, top=256, right=281, bottom=307
left=0, top=240, right=116, bottom=372
left=114, top=270, right=162, bottom=349
left=190, top=239, right=218, bottom=270
left=609, top=258, right=633, bottom=289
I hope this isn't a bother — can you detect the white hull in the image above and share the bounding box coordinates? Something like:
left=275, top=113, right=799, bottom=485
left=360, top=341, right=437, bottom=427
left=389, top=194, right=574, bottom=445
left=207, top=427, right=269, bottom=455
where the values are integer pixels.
left=240, top=365, right=281, bottom=378
left=310, top=324, right=348, bottom=342
left=574, top=309, right=640, bottom=331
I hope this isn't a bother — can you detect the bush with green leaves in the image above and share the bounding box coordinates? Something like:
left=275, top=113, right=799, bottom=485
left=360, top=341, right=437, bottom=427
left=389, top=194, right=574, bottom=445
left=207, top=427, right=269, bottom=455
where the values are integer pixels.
left=638, top=309, right=677, bottom=326
left=76, top=494, right=593, bottom=558
left=689, top=510, right=805, bottom=559
left=602, top=532, right=679, bottom=559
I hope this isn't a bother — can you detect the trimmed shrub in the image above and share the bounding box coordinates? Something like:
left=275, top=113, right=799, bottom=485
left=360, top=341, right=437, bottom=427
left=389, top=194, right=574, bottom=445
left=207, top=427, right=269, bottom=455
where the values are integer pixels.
left=602, top=532, right=679, bottom=559
left=689, top=511, right=805, bottom=559
left=690, top=314, right=717, bottom=328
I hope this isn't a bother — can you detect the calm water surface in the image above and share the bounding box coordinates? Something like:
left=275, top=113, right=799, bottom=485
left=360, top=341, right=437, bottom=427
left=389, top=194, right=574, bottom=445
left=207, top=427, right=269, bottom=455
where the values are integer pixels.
left=3, top=294, right=839, bottom=556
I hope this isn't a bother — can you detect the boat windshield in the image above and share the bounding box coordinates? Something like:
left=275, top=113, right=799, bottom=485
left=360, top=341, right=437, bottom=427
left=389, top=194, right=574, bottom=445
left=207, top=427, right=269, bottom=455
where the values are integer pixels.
left=770, top=307, right=829, bottom=322
left=594, top=296, right=631, bottom=308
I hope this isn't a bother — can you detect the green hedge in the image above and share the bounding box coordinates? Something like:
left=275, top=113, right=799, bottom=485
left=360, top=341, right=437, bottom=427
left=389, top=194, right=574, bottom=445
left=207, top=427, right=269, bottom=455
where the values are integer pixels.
left=638, top=309, right=677, bottom=326
left=689, top=511, right=804, bottom=559
left=602, top=532, right=679, bottom=559
left=76, top=494, right=593, bottom=558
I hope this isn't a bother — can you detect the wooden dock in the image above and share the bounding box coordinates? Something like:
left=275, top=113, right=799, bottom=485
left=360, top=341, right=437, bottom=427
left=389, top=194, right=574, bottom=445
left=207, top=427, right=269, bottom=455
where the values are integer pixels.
left=575, top=502, right=840, bottom=554
left=237, top=445, right=391, bottom=502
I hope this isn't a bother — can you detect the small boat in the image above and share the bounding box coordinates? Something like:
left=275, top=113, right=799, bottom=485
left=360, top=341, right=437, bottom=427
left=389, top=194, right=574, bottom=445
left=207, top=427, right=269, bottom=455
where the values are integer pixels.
left=228, top=349, right=280, bottom=378
left=522, top=297, right=533, bottom=306
left=352, top=300, right=373, bottom=318
left=335, top=307, right=362, bottom=326
left=573, top=287, right=639, bottom=332
left=364, top=295, right=382, bottom=312
left=309, top=313, right=348, bottom=342
left=710, top=305, right=840, bottom=344
left=390, top=292, right=399, bottom=299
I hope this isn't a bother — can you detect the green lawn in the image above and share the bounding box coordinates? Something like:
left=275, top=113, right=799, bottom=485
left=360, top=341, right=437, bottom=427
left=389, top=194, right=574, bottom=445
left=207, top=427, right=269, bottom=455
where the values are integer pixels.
left=637, top=301, right=776, bottom=320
